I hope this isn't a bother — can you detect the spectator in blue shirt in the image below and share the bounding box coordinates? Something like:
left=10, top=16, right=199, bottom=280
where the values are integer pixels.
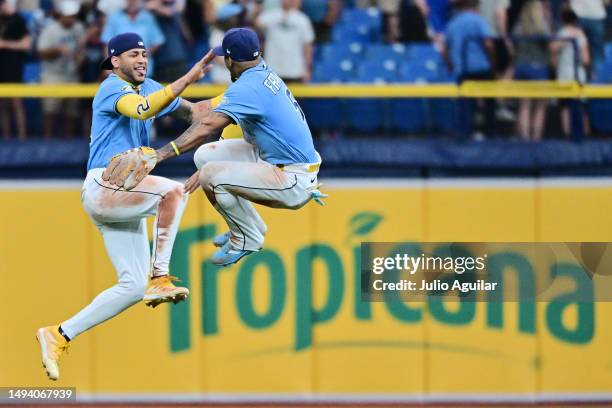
left=442, top=0, right=496, bottom=139
left=302, top=0, right=342, bottom=43
left=101, top=0, right=165, bottom=77
left=146, top=0, right=189, bottom=83
left=427, top=0, right=451, bottom=34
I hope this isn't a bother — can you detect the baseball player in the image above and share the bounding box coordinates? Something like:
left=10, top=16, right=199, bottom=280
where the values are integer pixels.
left=36, top=33, right=215, bottom=381
left=102, top=27, right=327, bottom=267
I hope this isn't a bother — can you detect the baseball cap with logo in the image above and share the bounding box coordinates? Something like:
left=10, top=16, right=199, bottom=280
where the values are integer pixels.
left=212, top=27, right=261, bottom=62
left=100, top=32, right=146, bottom=70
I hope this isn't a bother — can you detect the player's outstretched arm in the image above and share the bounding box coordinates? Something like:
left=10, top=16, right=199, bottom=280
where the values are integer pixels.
left=169, top=91, right=228, bottom=125
left=116, top=50, right=215, bottom=120
left=156, top=111, right=232, bottom=162
left=102, top=111, right=231, bottom=190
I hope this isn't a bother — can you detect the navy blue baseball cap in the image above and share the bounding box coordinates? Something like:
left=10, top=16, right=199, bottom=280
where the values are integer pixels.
left=212, top=28, right=261, bottom=62
left=100, top=33, right=146, bottom=70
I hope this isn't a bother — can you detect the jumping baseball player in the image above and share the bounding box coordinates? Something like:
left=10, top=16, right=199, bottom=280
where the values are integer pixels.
left=103, top=27, right=327, bottom=267
left=36, top=33, right=215, bottom=381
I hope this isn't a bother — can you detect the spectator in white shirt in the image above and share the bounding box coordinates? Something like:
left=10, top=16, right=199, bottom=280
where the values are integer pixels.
left=38, top=0, right=84, bottom=138
left=256, top=0, right=314, bottom=83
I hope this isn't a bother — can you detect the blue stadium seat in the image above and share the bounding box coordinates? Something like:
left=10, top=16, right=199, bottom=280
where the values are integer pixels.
left=312, top=59, right=355, bottom=83
left=304, top=59, right=353, bottom=129
left=406, top=43, right=443, bottom=72
left=340, top=7, right=382, bottom=32
left=22, top=61, right=40, bottom=83
left=605, top=42, right=612, bottom=62
left=364, top=43, right=408, bottom=64
left=331, top=24, right=372, bottom=44
left=407, top=43, right=441, bottom=60
left=398, top=62, right=439, bottom=83
left=336, top=7, right=383, bottom=42
left=318, top=42, right=364, bottom=64
left=355, top=60, right=399, bottom=83
left=588, top=77, right=612, bottom=133
left=594, top=60, right=612, bottom=83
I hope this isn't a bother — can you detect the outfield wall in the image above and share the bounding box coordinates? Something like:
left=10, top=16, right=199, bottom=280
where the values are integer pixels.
left=1, top=178, right=611, bottom=402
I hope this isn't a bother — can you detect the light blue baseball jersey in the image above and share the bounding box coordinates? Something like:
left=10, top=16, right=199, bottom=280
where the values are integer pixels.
left=87, top=74, right=182, bottom=170
left=212, top=60, right=318, bottom=165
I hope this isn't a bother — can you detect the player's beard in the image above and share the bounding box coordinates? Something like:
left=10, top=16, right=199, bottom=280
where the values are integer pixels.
left=120, top=64, right=146, bottom=85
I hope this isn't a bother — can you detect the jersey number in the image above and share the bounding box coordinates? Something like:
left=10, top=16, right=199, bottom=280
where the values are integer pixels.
left=137, top=100, right=151, bottom=116
left=286, top=89, right=305, bottom=122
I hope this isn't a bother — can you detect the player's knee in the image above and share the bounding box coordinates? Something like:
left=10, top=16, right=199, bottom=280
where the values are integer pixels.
left=165, top=183, right=185, bottom=202
left=119, top=279, right=147, bottom=302
left=193, top=143, right=218, bottom=170
left=198, top=162, right=224, bottom=189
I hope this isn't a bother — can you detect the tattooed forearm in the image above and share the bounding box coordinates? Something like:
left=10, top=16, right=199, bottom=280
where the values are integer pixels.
left=192, top=100, right=213, bottom=122
left=156, top=112, right=231, bottom=162
left=170, top=100, right=194, bottom=123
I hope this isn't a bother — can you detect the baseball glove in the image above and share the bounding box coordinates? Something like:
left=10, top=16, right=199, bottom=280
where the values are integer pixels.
left=102, top=146, right=158, bottom=190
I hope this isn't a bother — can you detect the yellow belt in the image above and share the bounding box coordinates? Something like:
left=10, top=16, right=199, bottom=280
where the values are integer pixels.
left=276, top=163, right=320, bottom=173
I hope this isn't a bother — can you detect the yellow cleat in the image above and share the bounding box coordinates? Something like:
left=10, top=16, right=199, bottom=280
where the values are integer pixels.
left=143, top=275, right=189, bottom=308
left=36, top=325, right=70, bottom=381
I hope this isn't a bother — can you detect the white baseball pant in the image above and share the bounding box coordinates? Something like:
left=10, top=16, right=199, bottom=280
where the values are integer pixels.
left=61, top=168, right=188, bottom=339
left=193, top=138, right=320, bottom=252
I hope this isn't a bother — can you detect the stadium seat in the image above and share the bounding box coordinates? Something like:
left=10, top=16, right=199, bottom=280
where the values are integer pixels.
left=331, top=25, right=373, bottom=44
left=398, top=62, right=439, bottom=83
left=318, top=42, right=364, bottom=64
left=594, top=60, right=612, bottom=83
left=605, top=42, right=612, bottom=62
left=588, top=77, right=612, bottom=133
left=364, top=43, right=408, bottom=64
left=335, top=7, right=383, bottom=43
left=22, top=61, right=41, bottom=83
left=305, top=60, right=352, bottom=130
left=355, top=60, right=399, bottom=83
left=340, top=7, right=382, bottom=32
left=407, top=43, right=441, bottom=58
left=312, top=59, right=355, bottom=83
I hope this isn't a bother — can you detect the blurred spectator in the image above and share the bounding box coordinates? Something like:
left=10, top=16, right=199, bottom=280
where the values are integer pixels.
left=0, top=0, right=30, bottom=140
left=426, top=0, right=450, bottom=34
left=38, top=0, right=84, bottom=138
left=147, top=0, right=189, bottom=82
left=551, top=8, right=590, bottom=137
left=357, top=0, right=401, bottom=42
left=442, top=0, right=495, bottom=138
left=301, top=0, right=341, bottom=43
left=479, top=0, right=512, bottom=76
left=184, top=0, right=213, bottom=57
left=399, top=0, right=431, bottom=43
left=97, top=0, right=126, bottom=16
left=236, top=0, right=264, bottom=25
left=513, top=0, right=551, bottom=141
left=209, top=3, right=242, bottom=83
left=80, top=0, right=105, bottom=136
left=257, top=0, right=314, bottom=83
left=570, top=0, right=607, bottom=68
left=480, top=0, right=514, bottom=122
left=101, top=0, right=165, bottom=77
left=80, top=0, right=106, bottom=83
